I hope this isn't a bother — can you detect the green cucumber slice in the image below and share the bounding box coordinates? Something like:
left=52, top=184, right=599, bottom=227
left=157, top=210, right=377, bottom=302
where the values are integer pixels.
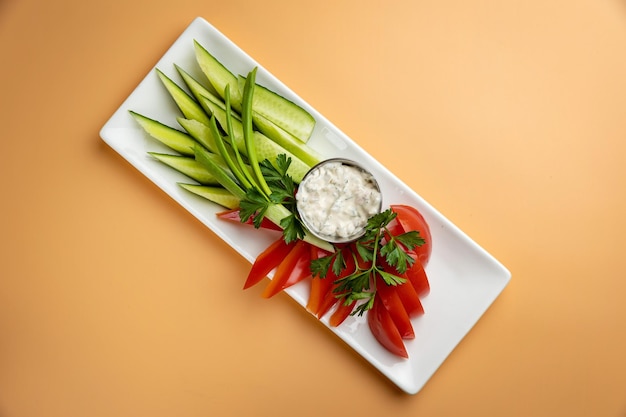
left=176, top=117, right=218, bottom=153
left=178, top=183, right=240, bottom=209
left=130, top=111, right=196, bottom=156
left=237, top=75, right=315, bottom=143
left=156, top=69, right=210, bottom=126
left=175, top=65, right=239, bottom=121
left=148, top=152, right=220, bottom=185
left=201, top=97, right=312, bottom=182
left=193, top=40, right=242, bottom=111
left=251, top=112, right=321, bottom=167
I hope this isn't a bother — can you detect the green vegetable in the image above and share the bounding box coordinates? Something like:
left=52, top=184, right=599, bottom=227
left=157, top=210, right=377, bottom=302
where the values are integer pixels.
left=148, top=152, right=220, bottom=185
left=178, top=183, right=240, bottom=209
left=129, top=111, right=196, bottom=156
left=310, top=209, right=424, bottom=316
left=237, top=75, right=316, bottom=143
left=156, top=69, right=210, bottom=126
left=239, top=155, right=305, bottom=243
left=130, top=40, right=333, bottom=252
left=194, top=40, right=242, bottom=111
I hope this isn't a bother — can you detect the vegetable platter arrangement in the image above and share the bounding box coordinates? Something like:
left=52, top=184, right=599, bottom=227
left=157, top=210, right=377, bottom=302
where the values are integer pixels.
left=100, top=17, right=511, bottom=394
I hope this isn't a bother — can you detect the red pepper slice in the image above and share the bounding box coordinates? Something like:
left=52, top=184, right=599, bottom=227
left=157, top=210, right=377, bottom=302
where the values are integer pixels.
left=243, top=237, right=295, bottom=289
left=316, top=252, right=357, bottom=319
left=368, top=293, right=408, bottom=359
left=329, top=299, right=357, bottom=327
left=376, top=277, right=415, bottom=339
left=216, top=208, right=282, bottom=231
left=262, top=240, right=311, bottom=298
left=306, top=246, right=334, bottom=315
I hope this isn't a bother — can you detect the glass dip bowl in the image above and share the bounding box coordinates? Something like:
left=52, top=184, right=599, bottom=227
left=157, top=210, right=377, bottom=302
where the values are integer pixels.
left=296, top=158, right=383, bottom=244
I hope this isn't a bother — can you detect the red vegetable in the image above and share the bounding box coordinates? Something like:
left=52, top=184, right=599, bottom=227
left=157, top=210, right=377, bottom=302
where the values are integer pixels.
left=405, top=253, right=430, bottom=297
left=216, top=208, right=282, bottom=231
left=390, top=204, right=432, bottom=267
left=262, top=240, right=311, bottom=298
left=368, top=294, right=408, bottom=359
left=376, top=277, right=414, bottom=339
left=393, top=274, right=424, bottom=317
left=316, top=251, right=357, bottom=319
left=329, top=299, right=357, bottom=327
left=306, top=246, right=334, bottom=315
left=243, top=237, right=295, bottom=289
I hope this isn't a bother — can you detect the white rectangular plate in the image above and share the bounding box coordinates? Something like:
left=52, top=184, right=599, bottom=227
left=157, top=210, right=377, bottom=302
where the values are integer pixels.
left=100, top=17, right=511, bottom=395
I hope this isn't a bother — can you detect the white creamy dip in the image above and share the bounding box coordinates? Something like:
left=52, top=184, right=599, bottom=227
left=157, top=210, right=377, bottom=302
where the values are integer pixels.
left=296, top=160, right=382, bottom=242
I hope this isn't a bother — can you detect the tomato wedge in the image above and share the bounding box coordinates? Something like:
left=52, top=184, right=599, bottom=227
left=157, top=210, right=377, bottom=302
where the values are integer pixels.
left=243, top=237, right=295, bottom=289
left=376, top=277, right=414, bottom=339
left=216, top=208, right=282, bottom=231
left=405, top=253, right=430, bottom=297
left=262, top=240, right=311, bottom=298
left=393, top=275, right=424, bottom=317
left=390, top=204, right=432, bottom=267
left=368, top=294, right=408, bottom=359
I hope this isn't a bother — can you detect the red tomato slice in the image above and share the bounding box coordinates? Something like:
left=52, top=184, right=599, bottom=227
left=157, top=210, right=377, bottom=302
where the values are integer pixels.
left=405, top=253, right=430, bottom=297
left=390, top=204, right=432, bottom=267
left=216, top=208, right=283, bottom=231
left=243, top=237, right=295, bottom=289
left=262, top=240, right=311, bottom=298
left=368, top=294, right=408, bottom=359
left=376, top=278, right=415, bottom=339
left=392, top=274, right=424, bottom=318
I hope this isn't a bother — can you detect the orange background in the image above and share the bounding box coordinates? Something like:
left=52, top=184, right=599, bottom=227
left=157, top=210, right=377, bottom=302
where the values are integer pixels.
left=1, top=0, right=625, bottom=416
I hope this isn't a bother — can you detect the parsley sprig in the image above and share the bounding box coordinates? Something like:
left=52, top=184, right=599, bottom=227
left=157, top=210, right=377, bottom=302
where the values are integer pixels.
left=238, top=154, right=306, bottom=243
left=310, top=209, right=425, bottom=316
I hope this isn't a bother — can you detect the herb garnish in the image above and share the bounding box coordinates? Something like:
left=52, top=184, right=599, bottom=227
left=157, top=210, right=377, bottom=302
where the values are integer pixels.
left=310, top=209, right=424, bottom=316
left=239, top=154, right=306, bottom=244
left=240, top=153, right=425, bottom=316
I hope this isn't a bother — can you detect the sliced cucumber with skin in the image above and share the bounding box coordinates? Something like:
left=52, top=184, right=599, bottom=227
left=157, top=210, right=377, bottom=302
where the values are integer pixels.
left=194, top=39, right=316, bottom=144
left=201, top=97, right=312, bottom=183
left=148, top=152, right=221, bottom=185
left=175, top=64, right=242, bottom=122
left=130, top=111, right=196, bottom=156
left=194, top=40, right=243, bottom=112
left=194, top=145, right=247, bottom=201
left=237, top=75, right=315, bottom=143
left=250, top=111, right=322, bottom=167
left=156, top=69, right=210, bottom=126
left=176, top=117, right=219, bottom=153
left=178, top=183, right=240, bottom=209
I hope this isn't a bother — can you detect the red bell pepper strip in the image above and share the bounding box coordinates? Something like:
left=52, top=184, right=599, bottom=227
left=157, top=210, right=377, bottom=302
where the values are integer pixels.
left=329, top=299, right=357, bottom=327
left=216, top=208, right=282, bottom=231
left=368, top=293, right=408, bottom=359
left=316, top=252, right=357, bottom=319
left=243, top=237, right=295, bottom=289
left=262, top=240, right=311, bottom=298
left=376, top=277, right=415, bottom=339
left=306, top=246, right=334, bottom=315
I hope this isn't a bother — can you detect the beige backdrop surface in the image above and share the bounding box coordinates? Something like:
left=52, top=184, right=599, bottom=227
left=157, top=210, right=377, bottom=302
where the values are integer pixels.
left=1, top=0, right=625, bottom=416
